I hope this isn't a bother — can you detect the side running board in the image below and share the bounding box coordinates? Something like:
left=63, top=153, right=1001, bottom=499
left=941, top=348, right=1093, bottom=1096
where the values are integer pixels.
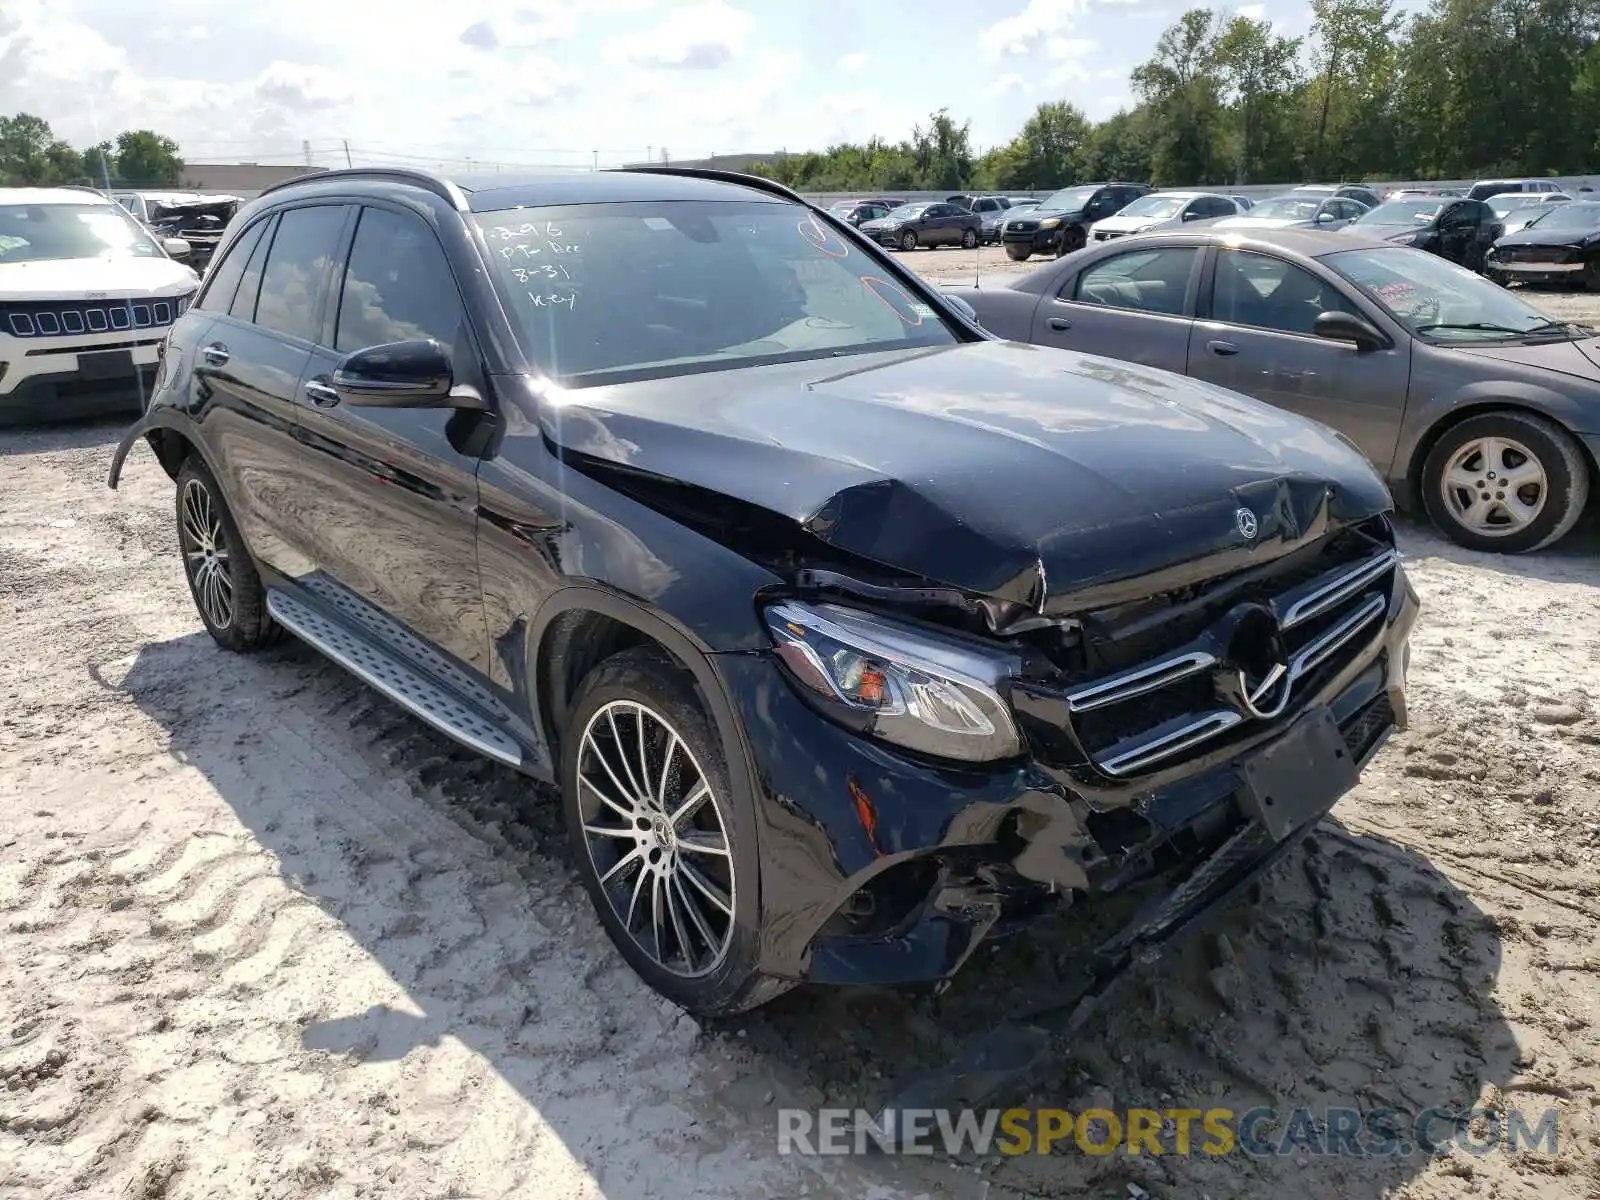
left=265, top=589, right=524, bottom=767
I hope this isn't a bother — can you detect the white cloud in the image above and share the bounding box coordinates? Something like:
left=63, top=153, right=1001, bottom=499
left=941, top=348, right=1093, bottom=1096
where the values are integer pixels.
left=604, top=1, right=752, bottom=70
left=1047, top=60, right=1091, bottom=86
left=980, top=0, right=1083, bottom=59
left=837, top=51, right=869, bottom=73
left=1045, top=35, right=1096, bottom=59
left=1237, top=2, right=1266, bottom=17
left=987, top=73, right=1027, bottom=96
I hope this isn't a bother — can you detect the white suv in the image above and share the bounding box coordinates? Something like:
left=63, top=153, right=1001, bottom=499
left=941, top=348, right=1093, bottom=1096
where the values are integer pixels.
left=0, top=187, right=200, bottom=425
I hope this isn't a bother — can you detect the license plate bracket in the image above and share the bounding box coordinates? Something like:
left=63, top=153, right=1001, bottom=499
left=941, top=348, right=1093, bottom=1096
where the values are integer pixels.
left=1238, top=706, right=1358, bottom=841
left=78, top=349, right=135, bottom=381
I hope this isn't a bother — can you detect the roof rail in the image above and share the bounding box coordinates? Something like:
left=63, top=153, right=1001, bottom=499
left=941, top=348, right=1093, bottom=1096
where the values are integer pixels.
left=615, top=165, right=810, bottom=207
left=60, top=184, right=108, bottom=195
left=257, top=167, right=464, bottom=208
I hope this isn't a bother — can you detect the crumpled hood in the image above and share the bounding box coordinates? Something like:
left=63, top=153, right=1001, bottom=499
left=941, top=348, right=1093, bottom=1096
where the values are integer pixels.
left=1495, top=226, right=1600, bottom=249
left=537, top=341, right=1393, bottom=613
left=0, top=255, right=198, bottom=301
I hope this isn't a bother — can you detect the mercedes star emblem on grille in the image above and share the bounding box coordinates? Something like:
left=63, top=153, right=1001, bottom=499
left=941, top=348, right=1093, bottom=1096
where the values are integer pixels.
left=1236, top=508, right=1259, bottom=539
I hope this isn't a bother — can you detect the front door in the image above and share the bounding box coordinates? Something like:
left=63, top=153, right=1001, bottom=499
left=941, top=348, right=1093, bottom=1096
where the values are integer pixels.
left=291, top=202, right=494, bottom=677
left=1030, top=243, right=1200, bottom=374
left=1187, top=246, right=1411, bottom=469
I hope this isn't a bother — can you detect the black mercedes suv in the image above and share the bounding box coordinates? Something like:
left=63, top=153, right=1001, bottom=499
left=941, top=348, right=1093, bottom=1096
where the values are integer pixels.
left=108, top=166, right=1418, bottom=1018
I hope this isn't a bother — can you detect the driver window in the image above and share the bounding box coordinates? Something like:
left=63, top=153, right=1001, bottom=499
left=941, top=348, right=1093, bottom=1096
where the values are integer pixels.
left=1210, top=250, right=1360, bottom=336
left=335, top=207, right=466, bottom=353
left=1071, top=247, right=1196, bottom=316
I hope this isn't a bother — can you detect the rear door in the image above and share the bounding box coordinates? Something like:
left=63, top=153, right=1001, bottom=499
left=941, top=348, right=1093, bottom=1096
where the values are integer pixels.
left=1187, top=246, right=1410, bottom=468
left=1029, top=243, right=1200, bottom=373
left=291, top=202, right=494, bottom=677
left=186, top=209, right=333, bottom=580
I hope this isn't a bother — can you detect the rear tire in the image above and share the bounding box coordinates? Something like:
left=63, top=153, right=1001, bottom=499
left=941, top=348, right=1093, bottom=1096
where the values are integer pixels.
left=1585, top=260, right=1600, bottom=291
left=561, top=646, right=791, bottom=1017
left=961, top=228, right=978, bottom=249
left=1420, top=411, right=1589, bottom=553
left=175, top=458, right=281, bottom=652
left=1055, top=226, right=1086, bottom=258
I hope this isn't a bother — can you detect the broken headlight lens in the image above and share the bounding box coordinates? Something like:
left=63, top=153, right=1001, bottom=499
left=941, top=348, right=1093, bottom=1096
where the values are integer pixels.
left=763, top=600, right=1022, bottom=763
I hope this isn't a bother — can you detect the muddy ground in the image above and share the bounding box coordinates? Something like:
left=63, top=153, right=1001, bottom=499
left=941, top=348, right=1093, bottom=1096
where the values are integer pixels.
left=2, top=272, right=1599, bottom=1199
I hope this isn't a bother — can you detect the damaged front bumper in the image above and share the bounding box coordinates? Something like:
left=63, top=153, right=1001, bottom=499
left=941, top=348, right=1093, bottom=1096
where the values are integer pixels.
left=718, top=553, right=1419, bottom=989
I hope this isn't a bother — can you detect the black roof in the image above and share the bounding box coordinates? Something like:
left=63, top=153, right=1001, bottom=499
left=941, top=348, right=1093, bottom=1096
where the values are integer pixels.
left=258, top=165, right=796, bottom=213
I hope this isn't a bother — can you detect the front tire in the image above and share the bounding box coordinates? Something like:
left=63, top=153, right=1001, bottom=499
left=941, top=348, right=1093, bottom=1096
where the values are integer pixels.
left=1420, top=411, right=1589, bottom=553
left=561, top=647, right=789, bottom=1017
left=899, top=230, right=918, bottom=252
left=1585, top=260, right=1600, bottom=291
left=175, top=458, right=280, bottom=651
left=1005, top=244, right=1031, bottom=262
left=1055, top=226, right=1086, bottom=258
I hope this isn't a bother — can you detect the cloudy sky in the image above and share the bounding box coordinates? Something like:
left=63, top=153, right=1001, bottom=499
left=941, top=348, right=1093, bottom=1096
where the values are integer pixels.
left=0, top=0, right=1343, bottom=171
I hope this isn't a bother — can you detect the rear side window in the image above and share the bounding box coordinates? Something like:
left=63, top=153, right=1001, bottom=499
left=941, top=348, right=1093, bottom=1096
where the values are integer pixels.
left=254, top=205, right=350, bottom=343
left=335, top=207, right=465, bottom=353
left=229, top=219, right=275, bottom=323
left=197, top=219, right=267, bottom=314
left=1073, top=247, right=1196, bottom=316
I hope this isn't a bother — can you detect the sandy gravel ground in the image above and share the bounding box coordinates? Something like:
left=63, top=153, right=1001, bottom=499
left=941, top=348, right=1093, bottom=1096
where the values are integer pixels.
left=3, top=275, right=1599, bottom=1200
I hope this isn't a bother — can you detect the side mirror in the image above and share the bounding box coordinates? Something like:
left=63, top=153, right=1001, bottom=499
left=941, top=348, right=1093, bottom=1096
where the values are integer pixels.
left=1314, top=211, right=1335, bottom=224
left=1313, top=310, right=1385, bottom=351
left=1182, top=209, right=1202, bottom=221
left=942, top=292, right=981, bottom=325
left=333, top=339, right=485, bottom=409
left=163, top=237, right=191, bottom=259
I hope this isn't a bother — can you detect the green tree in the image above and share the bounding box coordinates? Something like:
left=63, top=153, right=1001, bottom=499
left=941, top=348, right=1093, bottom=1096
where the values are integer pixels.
left=81, top=141, right=117, bottom=187
left=1082, top=109, right=1155, bottom=181
left=908, top=109, right=975, bottom=190
left=986, top=101, right=1093, bottom=189
left=1306, top=0, right=1402, bottom=178
left=1132, top=9, right=1229, bottom=184
left=1213, top=17, right=1304, bottom=182
left=114, top=130, right=183, bottom=187
left=0, top=113, right=84, bottom=185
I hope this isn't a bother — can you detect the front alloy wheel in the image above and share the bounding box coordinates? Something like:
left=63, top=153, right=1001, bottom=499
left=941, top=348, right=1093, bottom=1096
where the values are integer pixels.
left=899, top=230, right=919, bottom=252
left=576, top=699, right=734, bottom=978
left=561, top=647, right=788, bottom=1015
left=1422, top=412, right=1589, bottom=553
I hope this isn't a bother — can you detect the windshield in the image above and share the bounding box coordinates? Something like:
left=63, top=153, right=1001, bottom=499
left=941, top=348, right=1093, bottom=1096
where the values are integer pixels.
left=475, top=200, right=959, bottom=385
left=1521, top=202, right=1600, bottom=232
left=884, top=204, right=927, bottom=219
left=1356, top=199, right=1440, bottom=225
left=1246, top=196, right=1321, bottom=220
left=1039, top=186, right=1097, bottom=212
left=1489, top=195, right=1537, bottom=217
left=1325, top=246, right=1576, bottom=342
left=1117, top=195, right=1187, bottom=220
left=0, top=202, right=164, bottom=263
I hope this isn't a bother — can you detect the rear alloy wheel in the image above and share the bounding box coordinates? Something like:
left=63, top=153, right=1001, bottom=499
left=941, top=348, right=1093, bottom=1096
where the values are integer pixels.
left=1421, top=412, right=1589, bottom=553
left=961, top=228, right=978, bottom=249
left=899, top=230, right=919, bottom=252
left=562, top=647, right=788, bottom=1016
left=175, top=458, right=280, bottom=651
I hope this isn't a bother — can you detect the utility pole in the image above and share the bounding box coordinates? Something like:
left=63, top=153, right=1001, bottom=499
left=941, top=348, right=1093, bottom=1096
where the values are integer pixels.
left=342, top=139, right=352, bottom=168
left=592, top=149, right=598, bottom=171
left=302, top=139, right=312, bottom=167
left=646, top=145, right=652, bottom=164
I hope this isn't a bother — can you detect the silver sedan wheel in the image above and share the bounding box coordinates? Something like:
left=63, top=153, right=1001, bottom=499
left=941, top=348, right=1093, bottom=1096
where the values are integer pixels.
left=1439, top=435, right=1549, bottom=536
left=577, top=700, right=734, bottom=978
left=179, top=479, right=234, bottom=628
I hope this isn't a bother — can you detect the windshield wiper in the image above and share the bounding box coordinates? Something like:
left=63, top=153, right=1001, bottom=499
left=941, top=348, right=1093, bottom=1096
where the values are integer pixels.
left=1413, top=320, right=1553, bottom=338
left=1521, top=319, right=1592, bottom=337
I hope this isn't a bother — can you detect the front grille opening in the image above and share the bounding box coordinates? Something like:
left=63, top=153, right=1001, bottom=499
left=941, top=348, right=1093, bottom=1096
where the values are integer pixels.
left=1052, top=526, right=1395, bottom=779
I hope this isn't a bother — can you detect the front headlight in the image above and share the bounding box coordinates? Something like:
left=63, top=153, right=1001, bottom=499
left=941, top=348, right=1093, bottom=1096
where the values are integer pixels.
left=1039, top=217, right=1062, bottom=229
left=763, top=600, right=1022, bottom=763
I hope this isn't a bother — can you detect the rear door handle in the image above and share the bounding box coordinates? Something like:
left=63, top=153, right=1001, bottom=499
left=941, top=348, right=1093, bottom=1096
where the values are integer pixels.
left=304, top=379, right=340, bottom=408
left=201, top=343, right=229, bottom=366
left=1048, top=317, right=1073, bottom=331
left=1207, top=340, right=1239, bottom=356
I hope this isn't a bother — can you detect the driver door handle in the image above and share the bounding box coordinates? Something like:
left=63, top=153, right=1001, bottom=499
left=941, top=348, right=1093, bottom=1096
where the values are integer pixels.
left=1047, top=317, right=1073, bottom=331
left=1207, top=340, right=1239, bottom=356
left=200, top=343, right=229, bottom=366
left=304, top=379, right=340, bottom=408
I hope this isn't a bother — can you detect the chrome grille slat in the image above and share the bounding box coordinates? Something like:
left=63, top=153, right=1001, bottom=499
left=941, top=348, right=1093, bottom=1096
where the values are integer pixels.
left=1063, top=545, right=1397, bottom=778
left=1066, top=650, right=1215, bottom=713
left=1, top=295, right=191, bottom=340
left=1280, top=548, right=1398, bottom=629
